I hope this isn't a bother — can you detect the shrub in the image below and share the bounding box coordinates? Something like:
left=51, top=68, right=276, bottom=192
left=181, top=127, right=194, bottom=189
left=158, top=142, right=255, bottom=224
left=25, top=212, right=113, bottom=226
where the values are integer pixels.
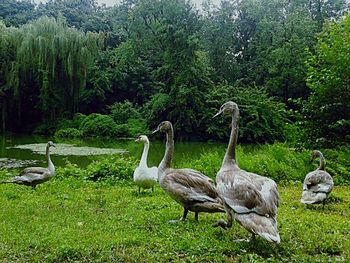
left=114, top=124, right=129, bottom=137
left=54, top=128, right=82, bottom=139
left=55, top=161, right=85, bottom=179
left=86, top=155, right=137, bottom=182
left=178, top=151, right=223, bottom=180
left=57, top=113, right=87, bottom=130
left=127, top=118, right=148, bottom=137
left=79, top=113, right=117, bottom=137
left=33, top=122, right=57, bottom=135
left=109, top=100, right=140, bottom=124
left=205, top=84, right=287, bottom=143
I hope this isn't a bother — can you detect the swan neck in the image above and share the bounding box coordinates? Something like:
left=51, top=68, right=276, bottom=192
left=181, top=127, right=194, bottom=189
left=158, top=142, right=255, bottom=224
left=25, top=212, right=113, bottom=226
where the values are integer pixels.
left=140, top=140, right=150, bottom=167
left=46, top=145, right=55, bottom=174
left=159, top=127, right=174, bottom=172
left=318, top=152, right=325, bottom=170
left=222, top=109, right=239, bottom=167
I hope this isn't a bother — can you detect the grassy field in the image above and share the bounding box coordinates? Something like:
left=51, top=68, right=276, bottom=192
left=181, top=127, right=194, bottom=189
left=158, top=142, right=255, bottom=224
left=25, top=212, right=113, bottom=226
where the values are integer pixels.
left=0, top=177, right=349, bottom=262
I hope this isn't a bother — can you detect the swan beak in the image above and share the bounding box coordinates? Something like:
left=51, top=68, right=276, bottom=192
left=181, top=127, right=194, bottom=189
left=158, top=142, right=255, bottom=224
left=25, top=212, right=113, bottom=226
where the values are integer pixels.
left=152, top=128, right=159, bottom=134
left=213, top=109, right=223, bottom=118
left=135, top=138, right=140, bottom=142
left=52, top=144, right=57, bottom=148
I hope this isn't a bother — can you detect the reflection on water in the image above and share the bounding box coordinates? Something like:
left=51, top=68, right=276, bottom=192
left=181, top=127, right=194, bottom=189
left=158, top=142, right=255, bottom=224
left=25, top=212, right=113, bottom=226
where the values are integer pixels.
left=0, top=134, right=226, bottom=169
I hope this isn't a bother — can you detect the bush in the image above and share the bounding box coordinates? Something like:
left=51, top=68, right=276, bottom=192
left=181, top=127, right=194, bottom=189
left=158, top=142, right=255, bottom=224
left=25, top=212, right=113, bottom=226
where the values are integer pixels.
left=178, top=151, right=223, bottom=180
left=127, top=118, right=148, bottom=137
left=206, top=84, right=287, bottom=143
left=109, top=100, right=141, bottom=124
left=79, top=113, right=117, bottom=137
left=56, top=161, right=84, bottom=179
left=86, top=155, right=137, bottom=182
left=57, top=113, right=87, bottom=130
left=114, top=124, right=129, bottom=137
left=33, top=122, right=57, bottom=135
left=54, top=128, right=82, bottom=139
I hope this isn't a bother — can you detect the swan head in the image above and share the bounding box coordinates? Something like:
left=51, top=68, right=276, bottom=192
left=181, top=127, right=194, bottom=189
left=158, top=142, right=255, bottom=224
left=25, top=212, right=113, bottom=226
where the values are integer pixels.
left=213, top=101, right=239, bottom=118
left=135, top=135, right=149, bottom=143
left=47, top=141, right=56, bottom=148
left=310, top=150, right=322, bottom=162
left=152, top=121, right=172, bottom=134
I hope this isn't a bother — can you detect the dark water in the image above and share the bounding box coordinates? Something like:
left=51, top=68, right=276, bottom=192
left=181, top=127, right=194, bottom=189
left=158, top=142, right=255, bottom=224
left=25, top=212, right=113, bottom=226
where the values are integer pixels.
left=0, top=134, right=226, bottom=169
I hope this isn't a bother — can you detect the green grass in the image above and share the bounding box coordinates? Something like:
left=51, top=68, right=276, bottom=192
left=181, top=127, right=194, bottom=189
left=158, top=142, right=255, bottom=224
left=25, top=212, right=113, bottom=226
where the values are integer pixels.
left=0, top=178, right=349, bottom=262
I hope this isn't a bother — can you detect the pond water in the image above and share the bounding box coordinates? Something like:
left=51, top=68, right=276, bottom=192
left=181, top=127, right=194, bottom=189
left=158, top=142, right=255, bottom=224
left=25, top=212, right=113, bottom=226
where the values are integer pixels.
left=0, top=134, right=226, bottom=169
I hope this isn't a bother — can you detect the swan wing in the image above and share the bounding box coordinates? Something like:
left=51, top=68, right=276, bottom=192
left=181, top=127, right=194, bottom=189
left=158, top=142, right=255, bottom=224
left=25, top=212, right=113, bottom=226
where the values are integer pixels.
left=149, top=166, right=158, bottom=181
left=217, top=170, right=278, bottom=217
left=162, top=168, right=219, bottom=203
left=303, top=170, right=333, bottom=193
left=21, top=167, right=48, bottom=175
left=11, top=172, right=48, bottom=184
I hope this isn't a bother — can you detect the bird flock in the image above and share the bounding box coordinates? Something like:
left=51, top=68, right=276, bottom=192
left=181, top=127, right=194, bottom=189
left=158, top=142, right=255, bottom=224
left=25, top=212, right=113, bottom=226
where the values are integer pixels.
left=1, top=101, right=334, bottom=245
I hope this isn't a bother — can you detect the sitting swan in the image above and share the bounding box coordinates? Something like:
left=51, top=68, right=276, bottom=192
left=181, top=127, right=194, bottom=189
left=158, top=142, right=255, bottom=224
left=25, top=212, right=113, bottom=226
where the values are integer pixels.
left=301, top=150, right=334, bottom=208
left=133, top=135, right=158, bottom=192
left=153, top=121, right=225, bottom=221
left=1, top=141, right=56, bottom=189
left=213, top=102, right=280, bottom=243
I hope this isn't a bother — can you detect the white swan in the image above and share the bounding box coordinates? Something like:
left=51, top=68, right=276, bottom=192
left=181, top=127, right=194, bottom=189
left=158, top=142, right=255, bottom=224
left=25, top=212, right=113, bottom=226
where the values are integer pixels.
left=301, top=150, right=334, bottom=208
left=133, top=135, right=158, bottom=192
left=152, top=121, right=225, bottom=221
left=1, top=141, right=56, bottom=189
left=213, top=102, right=280, bottom=243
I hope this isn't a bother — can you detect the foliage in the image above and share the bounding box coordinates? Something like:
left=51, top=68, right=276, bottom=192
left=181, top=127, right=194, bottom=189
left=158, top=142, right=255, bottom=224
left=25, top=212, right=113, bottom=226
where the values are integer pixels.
left=109, top=100, right=141, bottom=124
left=304, top=12, right=350, bottom=147
left=35, top=0, right=110, bottom=33
left=0, top=0, right=349, bottom=143
left=57, top=113, right=87, bottom=130
left=79, top=113, right=117, bottom=137
left=0, top=0, right=36, bottom=27
left=206, top=84, right=287, bottom=143
left=86, top=155, right=137, bottom=182
left=54, top=128, right=82, bottom=139
left=55, top=161, right=84, bottom=179
left=126, top=118, right=148, bottom=137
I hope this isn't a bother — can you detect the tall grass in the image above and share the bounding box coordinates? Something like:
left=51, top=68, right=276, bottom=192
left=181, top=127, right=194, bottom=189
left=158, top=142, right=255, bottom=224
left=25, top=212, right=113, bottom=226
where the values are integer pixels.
left=179, top=143, right=350, bottom=185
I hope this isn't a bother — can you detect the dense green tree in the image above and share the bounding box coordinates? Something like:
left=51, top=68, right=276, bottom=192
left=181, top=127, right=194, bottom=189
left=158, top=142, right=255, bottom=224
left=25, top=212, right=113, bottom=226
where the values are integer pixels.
left=0, top=22, right=22, bottom=132
left=304, top=12, right=350, bottom=146
left=0, top=0, right=36, bottom=27
left=2, top=16, right=103, bottom=131
left=36, top=0, right=111, bottom=32
left=205, top=83, right=286, bottom=143
left=201, top=0, right=347, bottom=103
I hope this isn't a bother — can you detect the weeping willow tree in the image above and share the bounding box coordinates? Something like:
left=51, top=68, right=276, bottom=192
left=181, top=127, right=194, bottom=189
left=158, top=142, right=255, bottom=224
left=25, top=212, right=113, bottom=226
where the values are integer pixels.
left=0, top=21, right=22, bottom=132
left=8, top=16, right=103, bottom=127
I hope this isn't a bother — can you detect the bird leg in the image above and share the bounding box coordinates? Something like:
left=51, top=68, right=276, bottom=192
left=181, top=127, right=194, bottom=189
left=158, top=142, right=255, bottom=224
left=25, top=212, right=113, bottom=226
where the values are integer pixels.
left=152, top=186, right=154, bottom=192
left=32, top=185, right=36, bottom=190
left=194, top=212, right=199, bottom=221
left=138, top=187, right=140, bottom=193
left=212, top=219, right=228, bottom=229
left=180, top=208, right=188, bottom=221
left=250, top=234, right=256, bottom=242
left=213, top=213, right=233, bottom=229
left=322, top=200, right=326, bottom=209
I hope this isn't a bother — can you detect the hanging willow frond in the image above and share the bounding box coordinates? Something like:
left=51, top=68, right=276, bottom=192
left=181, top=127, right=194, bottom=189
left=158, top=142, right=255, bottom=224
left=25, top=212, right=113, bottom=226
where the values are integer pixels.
left=13, top=16, right=104, bottom=120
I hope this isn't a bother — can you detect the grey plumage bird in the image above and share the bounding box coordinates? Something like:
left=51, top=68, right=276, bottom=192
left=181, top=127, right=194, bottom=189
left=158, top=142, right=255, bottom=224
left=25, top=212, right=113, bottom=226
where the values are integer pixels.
left=212, top=101, right=280, bottom=244
left=153, top=121, right=225, bottom=221
left=1, top=141, right=56, bottom=189
left=301, top=150, right=334, bottom=208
